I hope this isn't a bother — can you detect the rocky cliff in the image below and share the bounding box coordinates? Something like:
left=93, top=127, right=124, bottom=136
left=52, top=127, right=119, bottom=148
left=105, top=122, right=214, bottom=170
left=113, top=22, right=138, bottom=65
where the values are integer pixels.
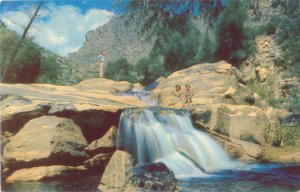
left=67, top=16, right=155, bottom=67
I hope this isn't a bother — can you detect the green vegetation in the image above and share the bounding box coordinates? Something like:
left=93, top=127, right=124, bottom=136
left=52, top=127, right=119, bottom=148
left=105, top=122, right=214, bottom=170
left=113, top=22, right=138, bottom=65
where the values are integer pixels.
left=274, top=126, right=300, bottom=147
left=213, top=0, right=256, bottom=67
left=0, top=24, right=62, bottom=84
left=1, top=24, right=41, bottom=83
left=135, top=56, right=167, bottom=85
left=246, top=78, right=285, bottom=108
left=104, top=58, right=138, bottom=83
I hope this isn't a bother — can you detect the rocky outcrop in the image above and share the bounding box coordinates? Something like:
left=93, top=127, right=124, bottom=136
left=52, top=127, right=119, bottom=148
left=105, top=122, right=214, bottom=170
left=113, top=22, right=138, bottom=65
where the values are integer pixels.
left=125, top=163, right=177, bottom=192
left=6, top=165, right=87, bottom=182
left=86, top=126, right=117, bottom=155
left=84, top=125, right=117, bottom=174
left=84, top=153, right=113, bottom=169
left=192, top=104, right=269, bottom=145
left=3, top=116, right=88, bottom=170
left=0, top=79, right=145, bottom=142
left=67, top=16, right=155, bottom=79
left=98, top=150, right=134, bottom=192
left=155, top=61, right=254, bottom=107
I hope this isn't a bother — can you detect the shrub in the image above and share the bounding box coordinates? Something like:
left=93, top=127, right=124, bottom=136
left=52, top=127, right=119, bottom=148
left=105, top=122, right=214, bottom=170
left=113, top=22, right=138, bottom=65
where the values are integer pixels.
left=104, top=58, right=138, bottom=83
left=135, top=56, right=167, bottom=86
left=274, top=125, right=300, bottom=147
left=36, top=54, right=61, bottom=84
left=246, top=78, right=284, bottom=108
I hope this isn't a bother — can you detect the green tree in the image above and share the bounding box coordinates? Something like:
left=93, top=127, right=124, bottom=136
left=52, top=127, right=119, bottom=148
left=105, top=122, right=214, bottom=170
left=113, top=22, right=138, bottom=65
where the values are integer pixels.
left=37, top=54, right=61, bottom=84
left=151, top=22, right=201, bottom=72
left=213, top=0, right=255, bottom=67
left=115, top=0, right=224, bottom=35
left=135, top=55, right=166, bottom=85
left=104, top=58, right=138, bottom=83
left=0, top=25, right=41, bottom=83
left=194, top=31, right=214, bottom=63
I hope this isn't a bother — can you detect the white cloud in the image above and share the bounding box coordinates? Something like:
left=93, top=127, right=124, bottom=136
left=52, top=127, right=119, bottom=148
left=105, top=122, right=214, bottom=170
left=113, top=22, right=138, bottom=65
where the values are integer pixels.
left=2, top=3, right=114, bottom=57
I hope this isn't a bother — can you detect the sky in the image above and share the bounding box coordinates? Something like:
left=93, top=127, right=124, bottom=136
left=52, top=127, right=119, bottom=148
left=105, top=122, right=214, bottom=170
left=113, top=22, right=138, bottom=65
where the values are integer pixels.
left=0, top=0, right=115, bottom=57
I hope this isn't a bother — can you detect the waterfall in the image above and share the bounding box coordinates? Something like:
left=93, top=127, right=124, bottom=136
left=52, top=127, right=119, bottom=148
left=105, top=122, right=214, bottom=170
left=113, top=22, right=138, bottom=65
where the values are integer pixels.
left=118, top=88, right=158, bottom=106
left=117, top=107, right=237, bottom=178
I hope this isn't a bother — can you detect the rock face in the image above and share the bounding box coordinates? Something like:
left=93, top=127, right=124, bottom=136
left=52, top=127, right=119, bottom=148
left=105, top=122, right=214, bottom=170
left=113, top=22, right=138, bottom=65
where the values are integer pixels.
left=6, top=165, right=87, bottom=182
left=84, top=153, right=113, bottom=169
left=3, top=116, right=88, bottom=170
left=192, top=104, right=269, bottom=145
left=84, top=125, right=117, bottom=175
left=86, top=126, right=117, bottom=155
left=155, top=61, right=254, bottom=107
left=125, top=163, right=177, bottom=192
left=98, top=150, right=134, bottom=192
left=67, top=16, right=155, bottom=76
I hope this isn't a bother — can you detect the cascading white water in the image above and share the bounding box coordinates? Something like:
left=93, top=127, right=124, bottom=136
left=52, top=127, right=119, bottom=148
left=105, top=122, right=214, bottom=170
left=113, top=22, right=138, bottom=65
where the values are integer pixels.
left=118, top=88, right=158, bottom=106
left=117, top=107, right=237, bottom=178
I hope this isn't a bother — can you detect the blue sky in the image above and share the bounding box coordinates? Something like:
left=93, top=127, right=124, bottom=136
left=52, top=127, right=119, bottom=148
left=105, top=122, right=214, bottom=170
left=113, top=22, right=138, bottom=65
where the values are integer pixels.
left=0, top=0, right=116, bottom=56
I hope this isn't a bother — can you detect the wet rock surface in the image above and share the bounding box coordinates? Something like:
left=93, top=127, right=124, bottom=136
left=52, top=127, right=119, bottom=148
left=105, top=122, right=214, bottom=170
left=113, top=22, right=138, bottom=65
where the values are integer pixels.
left=125, top=162, right=177, bottom=192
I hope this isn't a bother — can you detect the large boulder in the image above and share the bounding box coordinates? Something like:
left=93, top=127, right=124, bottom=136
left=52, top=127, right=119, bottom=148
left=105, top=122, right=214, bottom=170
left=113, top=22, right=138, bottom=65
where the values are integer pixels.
left=1, top=95, right=50, bottom=133
left=192, top=103, right=269, bottom=145
left=155, top=61, right=254, bottom=107
left=6, top=165, right=87, bottom=182
left=98, top=150, right=134, bottom=192
left=86, top=126, right=117, bottom=156
left=3, top=116, right=88, bottom=170
left=125, top=163, right=177, bottom=192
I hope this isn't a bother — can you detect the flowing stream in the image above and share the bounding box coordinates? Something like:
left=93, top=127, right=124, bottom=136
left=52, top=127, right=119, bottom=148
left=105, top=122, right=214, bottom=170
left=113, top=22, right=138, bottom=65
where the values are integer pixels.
left=117, top=107, right=237, bottom=178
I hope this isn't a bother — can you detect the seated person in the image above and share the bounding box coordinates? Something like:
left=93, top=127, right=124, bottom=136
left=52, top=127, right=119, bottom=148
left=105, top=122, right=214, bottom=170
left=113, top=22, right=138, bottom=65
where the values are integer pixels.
left=184, top=84, right=194, bottom=106
left=168, top=84, right=185, bottom=106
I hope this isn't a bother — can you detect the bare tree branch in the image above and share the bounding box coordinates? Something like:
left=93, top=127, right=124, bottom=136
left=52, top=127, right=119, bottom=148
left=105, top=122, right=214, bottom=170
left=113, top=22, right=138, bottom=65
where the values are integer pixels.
left=2, top=0, right=45, bottom=81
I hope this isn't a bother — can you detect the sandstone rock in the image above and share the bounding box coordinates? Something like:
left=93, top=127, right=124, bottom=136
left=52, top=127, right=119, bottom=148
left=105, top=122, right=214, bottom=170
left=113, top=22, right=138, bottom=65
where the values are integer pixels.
left=125, top=162, right=177, bottom=192
left=192, top=103, right=269, bottom=145
left=274, top=152, right=300, bottom=163
left=84, top=153, right=113, bottom=169
left=207, top=130, right=262, bottom=161
left=0, top=80, right=145, bottom=142
left=255, top=66, right=268, bottom=82
left=86, top=126, right=117, bottom=155
left=6, top=165, right=87, bottom=182
left=74, top=78, right=133, bottom=94
left=1, top=95, right=50, bottom=133
left=231, top=138, right=262, bottom=160
left=3, top=116, right=88, bottom=170
left=98, top=150, right=133, bottom=192
left=155, top=61, right=254, bottom=107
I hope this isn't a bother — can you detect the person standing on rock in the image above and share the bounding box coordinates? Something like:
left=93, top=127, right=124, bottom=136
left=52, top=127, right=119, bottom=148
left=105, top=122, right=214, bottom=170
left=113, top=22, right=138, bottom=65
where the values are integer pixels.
left=98, top=50, right=105, bottom=78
